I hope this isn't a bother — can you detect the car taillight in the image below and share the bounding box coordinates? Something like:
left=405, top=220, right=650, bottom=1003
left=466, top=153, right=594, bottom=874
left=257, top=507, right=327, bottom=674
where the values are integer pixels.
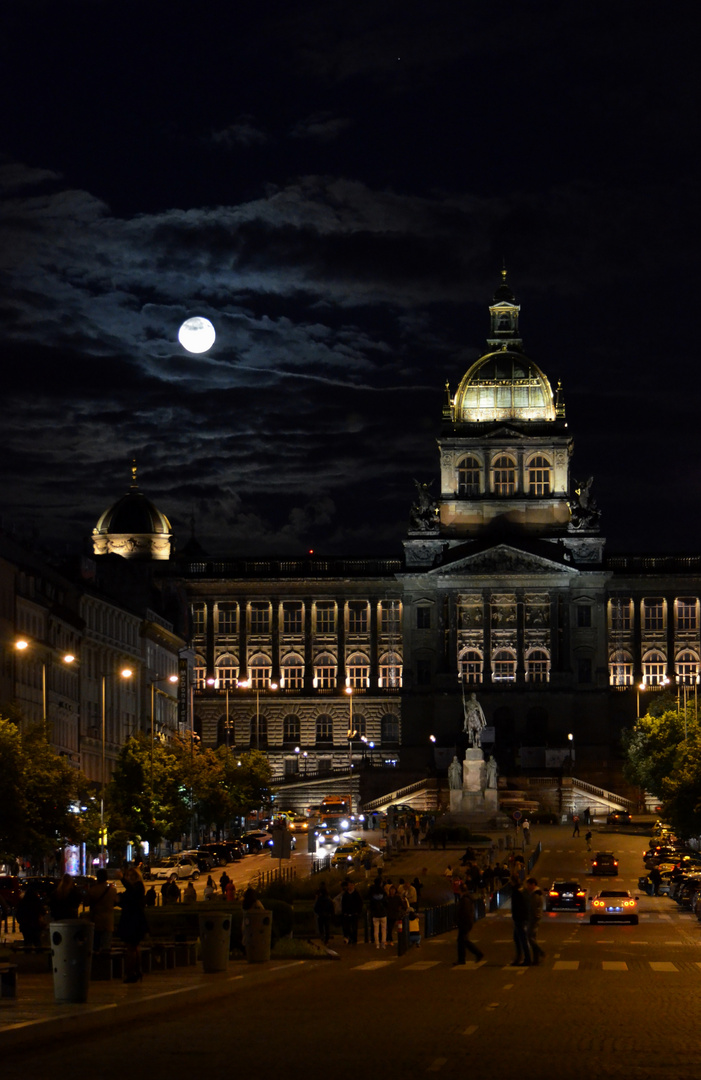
left=576, top=891, right=585, bottom=897
left=593, top=900, right=604, bottom=907
left=549, top=891, right=558, bottom=897
left=623, top=900, right=634, bottom=907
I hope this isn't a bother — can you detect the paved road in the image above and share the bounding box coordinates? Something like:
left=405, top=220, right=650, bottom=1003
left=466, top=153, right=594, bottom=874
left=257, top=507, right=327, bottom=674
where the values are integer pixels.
left=8, top=824, right=701, bottom=1078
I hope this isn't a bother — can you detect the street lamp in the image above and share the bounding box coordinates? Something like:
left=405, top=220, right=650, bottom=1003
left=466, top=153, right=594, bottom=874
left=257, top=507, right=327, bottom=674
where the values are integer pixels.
left=345, top=686, right=356, bottom=814
left=15, top=638, right=76, bottom=725
left=101, top=667, right=133, bottom=867
left=568, top=731, right=575, bottom=765
left=636, top=682, right=646, bottom=719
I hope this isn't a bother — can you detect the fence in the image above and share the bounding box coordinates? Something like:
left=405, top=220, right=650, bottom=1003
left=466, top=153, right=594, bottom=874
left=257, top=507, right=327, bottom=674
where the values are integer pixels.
left=253, top=866, right=297, bottom=890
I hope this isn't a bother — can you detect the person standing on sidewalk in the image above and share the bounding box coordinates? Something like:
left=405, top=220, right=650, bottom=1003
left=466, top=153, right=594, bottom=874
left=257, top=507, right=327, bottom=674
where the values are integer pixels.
left=454, top=882, right=484, bottom=965
left=367, top=877, right=389, bottom=948
left=341, top=879, right=363, bottom=945
left=86, top=868, right=118, bottom=952
left=524, top=877, right=545, bottom=965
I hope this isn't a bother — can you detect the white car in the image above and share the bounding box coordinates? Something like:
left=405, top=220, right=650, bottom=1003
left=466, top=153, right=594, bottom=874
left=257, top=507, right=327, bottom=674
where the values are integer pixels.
left=149, top=855, right=200, bottom=880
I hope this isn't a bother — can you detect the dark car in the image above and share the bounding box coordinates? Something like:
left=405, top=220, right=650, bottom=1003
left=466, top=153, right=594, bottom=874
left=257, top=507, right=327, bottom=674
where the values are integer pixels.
left=0, top=875, right=22, bottom=910
left=240, top=831, right=273, bottom=853
left=546, top=880, right=587, bottom=912
left=607, top=810, right=633, bottom=826
left=591, top=852, right=618, bottom=875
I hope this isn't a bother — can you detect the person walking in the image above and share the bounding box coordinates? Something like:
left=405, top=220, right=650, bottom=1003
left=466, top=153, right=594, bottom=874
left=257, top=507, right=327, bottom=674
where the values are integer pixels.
left=341, top=880, right=363, bottom=945
left=585, top=830, right=592, bottom=852
left=219, top=869, right=231, bottom=896
left=524, top=877, right=545, bottom=965
left=522, top=819, right=531, bottom=844
left=161, top=873, right=181, bottom=905
left=649, top=865, right=662, bottom=896
left=386, top=883, right=408, bottom=944
left=115, top=866, right=148, bottom=982
left=367, top=877, right=389, bottom=948
left=313, top=882, right=334, bottom=944
left=454, top=882, right=484, bottom=965
left=183, top=880, right=197, bottom=903
left=86, top=868, right=118, bottom=952
left=572, top=813, right=580, bottom=837
left=509, top=874, right=532, bottom=966
left=204, top=875, right=216, bottom=900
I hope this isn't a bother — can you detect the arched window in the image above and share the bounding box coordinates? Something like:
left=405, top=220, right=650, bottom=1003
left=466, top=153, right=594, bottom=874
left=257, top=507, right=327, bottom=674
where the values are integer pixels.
left=458, top=648, right=483, bottom=684
left=492, top=455, right=517, bottom=496
left=313, top=653, right=337, bottom=690
left=346, top=652, right=370, bottom=689
left=283, top=714, right=300, bottom=744
left=676, top=650, right=699, bottom=686
left=492, top=648, right=516, bottom=682
left=193, top=656, right=206, bottom=691
left=457, top=456, right=481, bottom=496
left=379, top=652, right=402, bottom=689
left=280, top=653, right=304, bottom=690
left=250, top=712, right=268, bottom=748
left=215, top=654, right=238, bottom=688
left=642, top=650, right=667, bottom=686
left=381, top=713, right=400, bottom=745
left=609, top=649, right=633, bottom=686
left=527, top=455, right=552, bottom=496
left=249, top=653, right=272, bottom=689
left=316, top=714, right=333, bottom=744
left=525, top=648, right=550, bottom=683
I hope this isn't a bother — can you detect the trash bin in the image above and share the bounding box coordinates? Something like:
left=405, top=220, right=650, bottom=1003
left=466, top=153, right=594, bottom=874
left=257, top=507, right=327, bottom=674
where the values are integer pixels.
left=49, top=920, right=94, bottom=1004
left=198, top=912, right=232, bottom=972
left=242, top=908, right=272, bottom=963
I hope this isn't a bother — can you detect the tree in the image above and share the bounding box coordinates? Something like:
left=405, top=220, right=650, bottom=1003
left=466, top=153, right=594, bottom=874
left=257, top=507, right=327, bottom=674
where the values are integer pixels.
left=0, top=718, right=28, bottom=863
left=623, top=703, right=701, bottom=837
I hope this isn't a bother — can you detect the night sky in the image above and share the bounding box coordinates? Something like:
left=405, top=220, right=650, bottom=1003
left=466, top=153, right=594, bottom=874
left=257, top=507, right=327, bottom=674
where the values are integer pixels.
left=1, top=1, right=699, bottom=558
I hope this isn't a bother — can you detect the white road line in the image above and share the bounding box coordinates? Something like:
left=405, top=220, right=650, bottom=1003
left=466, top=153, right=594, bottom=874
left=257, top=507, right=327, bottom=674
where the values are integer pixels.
left=649, top=961, right=678, bottom=972
left=502, top=983, right=514, bottom=990
left=404, top=961, right=440, bottom=970
left=553, top=961, right=579, bottom=970
left=602, top=961, right=628, bottom=970
left=353, top=961, right=394, bottom=970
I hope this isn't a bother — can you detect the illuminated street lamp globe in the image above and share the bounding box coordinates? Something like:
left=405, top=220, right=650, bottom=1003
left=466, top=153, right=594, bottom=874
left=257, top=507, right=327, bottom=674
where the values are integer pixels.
left=178, top=316, right=216, bottom=354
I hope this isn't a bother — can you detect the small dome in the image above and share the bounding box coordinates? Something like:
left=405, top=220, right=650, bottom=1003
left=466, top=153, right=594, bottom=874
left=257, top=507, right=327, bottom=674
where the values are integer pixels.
left=92, top=462, right=172, bottom=560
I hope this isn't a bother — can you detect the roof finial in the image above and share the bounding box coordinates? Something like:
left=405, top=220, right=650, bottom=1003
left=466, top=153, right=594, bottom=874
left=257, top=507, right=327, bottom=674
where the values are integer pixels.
left=501, top=257, right=507, bottom=285
left=130, top=458, right=138, bottom=489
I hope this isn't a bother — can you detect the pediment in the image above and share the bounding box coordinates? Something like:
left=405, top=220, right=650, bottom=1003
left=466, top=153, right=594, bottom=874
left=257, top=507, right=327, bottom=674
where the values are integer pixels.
left=429, top=543, right=579, bottom=577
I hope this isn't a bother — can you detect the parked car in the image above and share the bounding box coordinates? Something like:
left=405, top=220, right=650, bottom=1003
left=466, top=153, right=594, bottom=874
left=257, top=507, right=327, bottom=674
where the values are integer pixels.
left=606, top=810, right=632, bottom=826
left=590, top=889, right=639, bottom=925
left=545, top=880, right=587, bottom=912
left=181, top=849, right=214, bottom=872
left=591, top=852, right=618, bottom=876
left=149, top=856, right=200, bottom=880
left=240, top=831, right=274, bottom=853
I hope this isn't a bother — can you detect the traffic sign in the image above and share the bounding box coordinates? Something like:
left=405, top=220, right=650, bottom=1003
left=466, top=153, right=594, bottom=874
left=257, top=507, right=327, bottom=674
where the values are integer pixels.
left=512, top=810, right=522, bottom=821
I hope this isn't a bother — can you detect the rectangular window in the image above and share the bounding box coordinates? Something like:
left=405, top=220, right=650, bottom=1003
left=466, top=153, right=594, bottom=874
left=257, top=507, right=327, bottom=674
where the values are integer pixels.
left=282, top=663, right=304, bottom=689
left=348, top=602, right=368, bottom=634
left=676, top=599, right=698, bottom=632
left=316, top=603, right=336, bottom=634
left=191, top=604, right=206, bottom=635
left=610, top=599, right=632, bottom=632
left=576, top=605, right=592, bottom=628
left=417, top=607, right=431, bottom=630
left=380, top=600, right=401, bottom=634
left=282, top=602, right=303, bottom=634
left=250, top=603, right=270, bottom=634
left=216, top=603, right=237, bottom=635
left=643, top=599, right=665, bottom=632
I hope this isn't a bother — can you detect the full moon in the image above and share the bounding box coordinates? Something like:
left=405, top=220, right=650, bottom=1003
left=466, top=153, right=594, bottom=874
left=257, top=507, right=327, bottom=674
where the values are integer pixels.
left=178, top=316, right=216, bottom=354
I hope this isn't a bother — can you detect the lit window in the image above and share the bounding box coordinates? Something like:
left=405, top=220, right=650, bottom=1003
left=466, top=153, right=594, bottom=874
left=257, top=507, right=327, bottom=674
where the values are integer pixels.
left=610, top=598, right=632, bottom=632
left=282, top=602, right=303, bottom=634
left=642, top=599, right=665, bottom=632
left=642, top=650, right=667, bottom=686
left=315, top=602, right=336, bottom=634
left=492, top=455, right=516, bottom=496
left=316, top=714, right=333, bottom=743
left=379, top=652, right=402, bottom=688
left=216, top=603, right=237, bottom=635
left=459, top=649, right=483, bottom=684
left=457, top=456, right=481, bottom=495
left=347, top=652, right=370, bottom=689
left=215, top=655, right=238, bottom=688
left=314, top=654, right=337, bottom=690
left=676, top=598, right=698, bottom=632
left=191, top=603, right=206, bottom=636
left=250, top=603, right=270, bottom=634
left=609, top=650, right=633, bottom=686
left=249, top=654, right=272, bottom=689
left=676, top=651, right=699, bottom=686
left=348, top=602, right=369, bottom=634
left=281, top=654, right=304, bottom=689
left=492, top=649, right=516, bottom=682
left=194, top=657, right=206, bottom=690
left=525, top=649, right=550, bottom=683
left=527, top=455, right=551, bottom=496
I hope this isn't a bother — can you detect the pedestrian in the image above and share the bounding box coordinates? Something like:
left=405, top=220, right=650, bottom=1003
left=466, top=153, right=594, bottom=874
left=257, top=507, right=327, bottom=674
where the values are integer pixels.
left=48, top=873, right=84, bottom=920
left=367, top=878, right=389, bottom=948
left=241, top=886, right=264, bottom=957
left=411, top=876, right=423, bottom=908
left=161, top=873, right=181, bottom=905
left=314, top=882, right=334, bottom=944
left=649, top=865, right=662, bottom=896
left=145, top=885, right=157, bottom=907
left=115, top=866, right=148, bottom=982
left=572, top=813, right=580, bottom=837
left=183, top=880, right=197, bottom=903
left=219, top=869, right=231, bottom=896
left=341, top=880, right=363, bottom=945
left=86, top=868, right=118, bottom=952
left=524, top=877, right=545, bottom=965
left=15, top=884, right=47, bottom=947
left=454, top=882, right=484, bottom=965
left=452, top=872, right=463, bottom=904
left=585, top=830, right=592, bottom=852
left=522, top=818, right=531, bottom=844
left=386, top=883, right=408, bottom=943
left=225, top=879, right=237, bottom=902
left=584, top=806, right=591, bottom=825
left=204, top=875, right=216, bottom=900
left=509, top=874, right=532, bottom=966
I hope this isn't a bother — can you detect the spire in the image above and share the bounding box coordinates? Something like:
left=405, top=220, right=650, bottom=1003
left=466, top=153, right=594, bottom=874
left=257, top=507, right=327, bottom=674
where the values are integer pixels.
left=487, top=266, right=521, bottom=347
left=555, top=380, right=566, bottom=419
left=130, top=458, right=138, bottom=489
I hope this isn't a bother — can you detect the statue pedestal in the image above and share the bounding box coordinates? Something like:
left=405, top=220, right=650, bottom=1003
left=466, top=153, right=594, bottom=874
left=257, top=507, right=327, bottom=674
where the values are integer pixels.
left=462, top=748, right=485, bottom=792
left=449, top=748, right=500, bottom=819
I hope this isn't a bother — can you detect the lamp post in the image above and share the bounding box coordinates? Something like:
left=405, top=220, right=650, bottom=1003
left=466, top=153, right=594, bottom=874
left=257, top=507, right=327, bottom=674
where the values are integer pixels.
left=345, top=687, right=356, bottom=814
left=238, top=677, right=277, bottom=750
left=150, top=674, right=178, bottom=795
left=636, top=682, right=646, bottom=719
left=15, top=638, right=76, bottom=726
left=101, top=667, right=133, bottom=867
left=568, top=731, right=575, bottom=766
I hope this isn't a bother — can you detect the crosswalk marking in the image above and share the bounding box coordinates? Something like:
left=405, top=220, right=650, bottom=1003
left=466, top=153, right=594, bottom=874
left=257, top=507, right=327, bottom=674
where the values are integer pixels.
left=353, top=961, right=394, bottom=970
left=649, top=961, right=678, bottom=971
left=553, top=961, right=579, bottom=970
left=404, top=961, right=440, bottom=971
left=427, top=1058, right=447, bottom=1072
left=602, top=961, right=627, bottom=970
